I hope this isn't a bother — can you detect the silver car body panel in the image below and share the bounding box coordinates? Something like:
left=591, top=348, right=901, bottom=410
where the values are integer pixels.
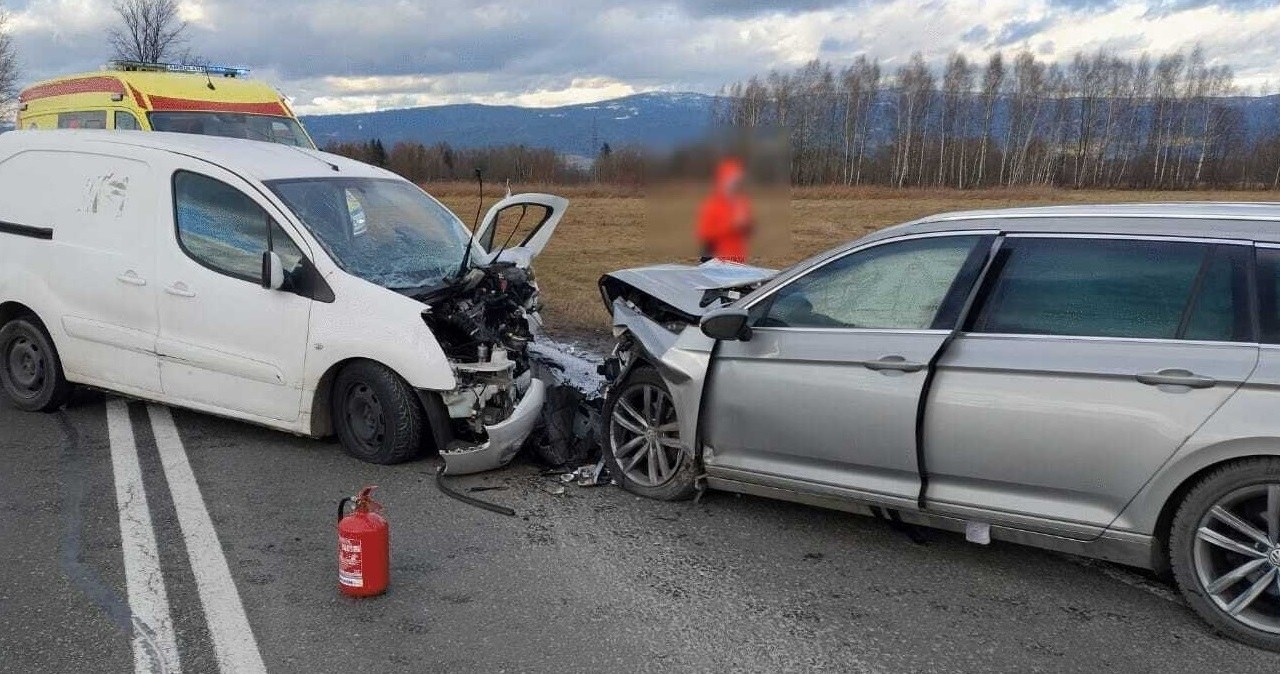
left=705, top=327, right=949, bottom=503
left=603, top=205, right=1280, bottom=570
left=925, top=332, right=1259, bottom=540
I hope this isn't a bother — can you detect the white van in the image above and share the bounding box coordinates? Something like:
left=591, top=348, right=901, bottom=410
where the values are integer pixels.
left=0, top=130, right=566, bottom=472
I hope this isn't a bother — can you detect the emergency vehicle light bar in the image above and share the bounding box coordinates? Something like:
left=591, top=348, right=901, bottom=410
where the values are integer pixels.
left=108, top=60, right=251, bottom=78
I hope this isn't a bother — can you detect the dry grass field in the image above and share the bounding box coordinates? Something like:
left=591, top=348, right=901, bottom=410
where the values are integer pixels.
left=432, top=183, right=1263, bottom=340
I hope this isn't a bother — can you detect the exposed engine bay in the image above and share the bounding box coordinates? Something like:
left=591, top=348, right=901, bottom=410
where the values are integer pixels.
left=419, top=262, right=542, bottom=445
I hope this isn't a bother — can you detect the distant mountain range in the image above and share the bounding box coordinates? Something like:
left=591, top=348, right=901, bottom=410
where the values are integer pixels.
left=299, top=90, right=1280, bottom=157
left=300, top=92, right=717, bottom=157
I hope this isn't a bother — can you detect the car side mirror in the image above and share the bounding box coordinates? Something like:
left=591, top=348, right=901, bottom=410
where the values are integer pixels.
left=701, top=307, right=752, bottom=341
left=261, top=251, right=285, bottom=290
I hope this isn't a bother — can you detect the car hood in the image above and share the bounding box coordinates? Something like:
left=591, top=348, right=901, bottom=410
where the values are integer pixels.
left=601, top=260, right=777, bottom=319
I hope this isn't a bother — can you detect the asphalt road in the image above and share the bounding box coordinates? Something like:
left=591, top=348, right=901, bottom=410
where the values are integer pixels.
left=3, top=392, right=1280, bottom=673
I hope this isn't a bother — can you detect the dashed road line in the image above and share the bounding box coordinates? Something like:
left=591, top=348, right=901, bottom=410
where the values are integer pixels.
left=106, top=399, right=183, bottom=674
left=148, top=404, right=268, bottom=674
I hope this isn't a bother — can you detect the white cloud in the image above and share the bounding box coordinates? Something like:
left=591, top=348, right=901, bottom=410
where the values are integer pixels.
left=5, top=0, right=1279, bottom=112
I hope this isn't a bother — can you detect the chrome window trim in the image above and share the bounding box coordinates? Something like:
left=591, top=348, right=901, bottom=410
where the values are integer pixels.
left=956, top=331, right=1259, bottom=348
left=743, top=229, right=999, bottom=318
left=1005, top=232, right=1254, bottom=246
left=925, top=212, right=1280, bottom=224
left=750, top=326, right=952, bottom=336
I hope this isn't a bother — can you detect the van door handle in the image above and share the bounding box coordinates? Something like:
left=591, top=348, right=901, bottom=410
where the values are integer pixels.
left=863, top=355, right=926, bottom=373
left=164, top=282, right=196, bottom=298
left=116, top=271, right=147, bottom=286
left=1136, top=369, right=1216, bottom=389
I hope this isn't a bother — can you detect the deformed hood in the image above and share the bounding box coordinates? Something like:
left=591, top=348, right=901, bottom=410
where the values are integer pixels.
left=601, top=259, right=777, bottom=319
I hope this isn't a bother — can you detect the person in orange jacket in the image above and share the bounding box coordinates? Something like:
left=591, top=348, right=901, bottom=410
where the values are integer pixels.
left=696, top=158, right=753, bottom=263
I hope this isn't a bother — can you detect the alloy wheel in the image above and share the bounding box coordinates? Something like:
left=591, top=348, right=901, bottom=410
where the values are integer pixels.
left=609, top=382, right=682, bottom=487
left=1193, top=484, right=1280, bottom=633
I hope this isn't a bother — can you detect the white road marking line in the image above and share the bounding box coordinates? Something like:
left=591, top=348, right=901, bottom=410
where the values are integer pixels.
left=148, top=404, right=268, bottom=674
left=106, top=399, right=183, bottom=674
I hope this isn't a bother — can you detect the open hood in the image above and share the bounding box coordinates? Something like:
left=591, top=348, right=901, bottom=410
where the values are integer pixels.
left=472, top=193, right=568, bottom=265
left=601, top=259, right=777, bottom=320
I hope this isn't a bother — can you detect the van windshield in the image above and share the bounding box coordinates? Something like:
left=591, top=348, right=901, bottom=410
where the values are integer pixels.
left=149, top=112, right=312, bottom=147
left=267, top=178, right=476, bottom=291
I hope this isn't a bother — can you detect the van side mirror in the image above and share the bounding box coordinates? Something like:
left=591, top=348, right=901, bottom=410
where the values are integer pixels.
left=261, top=251, right=285, bottom=290
left=700, top=307, right=752, bottom=341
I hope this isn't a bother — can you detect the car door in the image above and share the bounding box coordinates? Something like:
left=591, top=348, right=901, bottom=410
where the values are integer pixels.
left=702, top=232, right=994, bottom=506
left=471, top=193, right=568, bottom=263
left=925, top=234, right=1260, bottom=539
left=155, top=168, right=312, bottom=421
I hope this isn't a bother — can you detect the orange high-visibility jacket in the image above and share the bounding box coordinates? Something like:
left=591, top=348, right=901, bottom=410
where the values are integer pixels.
left=696, top=159, right=753, bottom=263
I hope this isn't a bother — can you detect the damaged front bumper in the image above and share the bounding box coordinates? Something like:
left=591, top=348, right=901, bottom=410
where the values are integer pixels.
left=439, top=377, right=545, bottom=475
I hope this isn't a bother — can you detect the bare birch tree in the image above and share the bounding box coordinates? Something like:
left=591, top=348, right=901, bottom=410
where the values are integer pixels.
left=109, top=0, right=190, bottom=63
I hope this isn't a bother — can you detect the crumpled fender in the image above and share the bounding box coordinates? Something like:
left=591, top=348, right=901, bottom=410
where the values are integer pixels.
left=610, top=298, right=713, bottom=454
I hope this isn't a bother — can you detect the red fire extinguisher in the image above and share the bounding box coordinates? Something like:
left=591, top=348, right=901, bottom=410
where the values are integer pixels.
left=337, top=485, right=389, bottom=597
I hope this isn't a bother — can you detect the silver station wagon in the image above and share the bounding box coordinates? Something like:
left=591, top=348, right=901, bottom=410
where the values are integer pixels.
left=597, top=203, right=1280, bottom=650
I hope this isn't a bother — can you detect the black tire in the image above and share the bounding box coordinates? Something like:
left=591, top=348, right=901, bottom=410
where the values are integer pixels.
left=0, top=315, right=71, bottom=413
left=331, top=361, right=426, bottom=464
left=602, top=367, right=698, bottom=501
left=1169, top=458, right=1280, bottom=651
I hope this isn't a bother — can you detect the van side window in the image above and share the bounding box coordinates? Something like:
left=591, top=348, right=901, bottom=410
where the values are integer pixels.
left=174, top=171, right=302, bottom=284
left=758, top=235, right=984, bottom=330
left=57, top=111, right=107, bottom=129
left=114, top=111, right=141, bottom=130
left=971, top=238, right=1219, bottom=340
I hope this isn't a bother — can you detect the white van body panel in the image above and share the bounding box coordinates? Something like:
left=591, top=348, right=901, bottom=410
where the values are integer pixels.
left=0, top=131, right=538, bottom=455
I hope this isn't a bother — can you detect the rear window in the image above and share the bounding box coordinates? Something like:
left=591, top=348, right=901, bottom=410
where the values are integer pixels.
left=971, top=237, right=1250, bottom=341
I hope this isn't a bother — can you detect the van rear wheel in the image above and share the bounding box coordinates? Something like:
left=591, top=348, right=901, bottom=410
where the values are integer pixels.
left=0, top=316, right=71, bottom=413
left=332, top=361, right=425, bottom=465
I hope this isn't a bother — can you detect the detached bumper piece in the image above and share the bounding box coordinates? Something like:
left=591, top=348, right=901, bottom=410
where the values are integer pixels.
left=440, top=378, right=546, bottom=475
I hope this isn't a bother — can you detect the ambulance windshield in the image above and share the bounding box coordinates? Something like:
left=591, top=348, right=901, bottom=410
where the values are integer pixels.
left=149, top=112, right=313, bottom=148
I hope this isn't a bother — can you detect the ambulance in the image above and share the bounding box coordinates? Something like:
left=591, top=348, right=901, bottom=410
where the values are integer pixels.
left=16, top=61, right=315, bottom=148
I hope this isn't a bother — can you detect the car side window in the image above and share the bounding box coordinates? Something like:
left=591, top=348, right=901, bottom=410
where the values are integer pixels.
left=1258, top=249, right=1280, bottom=344
left=971, top=238, right=1224, bottom=340
left=174, top=171, right=303, bottom=284
left=1183, top=245, right=1251, bottom=342
left=758, top=235, right=984, bottom=330
left=114, top=111, right=141, bottom=130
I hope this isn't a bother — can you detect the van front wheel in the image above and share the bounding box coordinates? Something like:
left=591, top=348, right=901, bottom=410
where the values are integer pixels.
left=0, top=316, right=71, bottom=413
left=332, top=361, right=425, bottom=465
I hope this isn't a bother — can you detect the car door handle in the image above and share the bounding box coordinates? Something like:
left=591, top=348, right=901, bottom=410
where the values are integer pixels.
left=164, top=282, right=196, bottom=298
left=863, top=355, right=926, bottom=373
left=116, top=271, right=147, bottom=286
left=1136, top=369, right=1216, bottom=389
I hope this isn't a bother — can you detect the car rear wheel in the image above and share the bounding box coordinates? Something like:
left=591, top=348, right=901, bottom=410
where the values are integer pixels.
left=1170, top=458, right=1280, bottom=651
left=602, top=367, right=697, bottom=501
left=0, top=315, right=71, bottom=413
left=332, top=361, right=425, bottom=464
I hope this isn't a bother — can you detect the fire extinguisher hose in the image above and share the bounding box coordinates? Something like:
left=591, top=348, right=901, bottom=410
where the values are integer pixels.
left=435, top=465, right=516, bottom=517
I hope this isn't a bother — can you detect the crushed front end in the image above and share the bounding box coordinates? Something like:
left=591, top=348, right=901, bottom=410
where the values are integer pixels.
left=417, top=262, right=548, bottom=474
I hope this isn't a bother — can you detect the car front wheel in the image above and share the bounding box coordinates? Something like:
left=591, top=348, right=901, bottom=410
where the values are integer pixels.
left=1170, top=458, right=1280, bottom=651
left=331, top=361, right=425, bottom=464
left=602, top=367, right=697, bottom=501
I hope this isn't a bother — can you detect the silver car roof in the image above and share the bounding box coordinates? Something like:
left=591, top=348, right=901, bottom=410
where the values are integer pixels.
left=859, top=202, right=1280, bottom=246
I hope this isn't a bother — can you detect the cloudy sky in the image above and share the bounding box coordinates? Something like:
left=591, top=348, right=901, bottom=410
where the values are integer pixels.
left=7, top=0, right=1279, bottom=115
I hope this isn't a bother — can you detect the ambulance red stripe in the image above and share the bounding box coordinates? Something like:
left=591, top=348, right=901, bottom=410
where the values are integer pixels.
left=147, top=95, right=287, bottom=116
left=20, top=76, right=126, bottom=103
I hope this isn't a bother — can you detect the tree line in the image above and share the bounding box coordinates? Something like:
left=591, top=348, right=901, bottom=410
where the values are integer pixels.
left=715, top=45, right=1280, bottom=190
left=323, top=139, right=594, bottom=184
